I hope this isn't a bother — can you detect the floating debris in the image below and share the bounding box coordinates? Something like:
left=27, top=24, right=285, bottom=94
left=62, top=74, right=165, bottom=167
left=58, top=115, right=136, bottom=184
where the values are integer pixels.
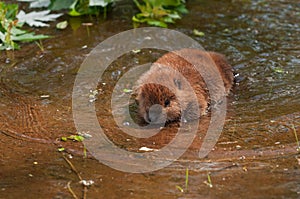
left=61, top=134, right=85, bottom=142
left=193, top=29, right=205, bottom=37
left=132, top=49, right=141, bottom=54
left=218, top=141, right=238, bottom=145
left=123, top=121, right=130, bottom=126
left=78, top=131, right=92, bottom=138
left=40, top=94, right=50, bottom=98
left=123, top=88, right=133, bottom=93
left=80, top=180, right=94, bottom=187
left=56, top=21, right=68, bottom=29
left=82, top=23, right=93, bottom=26
left=139, top=147, right=157, bottom=152
left=89, top=89, right=99, bottom=102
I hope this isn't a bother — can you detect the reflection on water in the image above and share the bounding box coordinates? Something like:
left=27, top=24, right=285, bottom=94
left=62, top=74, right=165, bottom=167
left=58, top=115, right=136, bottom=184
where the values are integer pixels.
left=0, top=0, right=299, bottom=198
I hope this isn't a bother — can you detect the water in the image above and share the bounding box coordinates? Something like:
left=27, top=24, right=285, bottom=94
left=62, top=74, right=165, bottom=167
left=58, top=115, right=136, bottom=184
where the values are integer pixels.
left=0, top=0, right=299, bottom=198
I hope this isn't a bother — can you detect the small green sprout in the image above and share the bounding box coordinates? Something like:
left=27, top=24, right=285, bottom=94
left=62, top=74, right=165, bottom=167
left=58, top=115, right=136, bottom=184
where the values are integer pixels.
left=176, top=167, right=189, bottom=193
left=292, top=124, right=300, bottom=152
left=185, top=168, right=189, bottom=191
left=204, top=172, right=213, bottom=188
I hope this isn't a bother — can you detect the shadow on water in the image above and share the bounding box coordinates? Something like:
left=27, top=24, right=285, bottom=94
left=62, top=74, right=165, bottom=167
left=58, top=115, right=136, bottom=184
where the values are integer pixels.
left=0, top=0, right=299, bottom=198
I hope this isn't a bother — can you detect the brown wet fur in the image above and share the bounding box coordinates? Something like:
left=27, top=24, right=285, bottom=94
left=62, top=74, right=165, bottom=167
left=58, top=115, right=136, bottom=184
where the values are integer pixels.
left=135, top=49, right=234, bottom=123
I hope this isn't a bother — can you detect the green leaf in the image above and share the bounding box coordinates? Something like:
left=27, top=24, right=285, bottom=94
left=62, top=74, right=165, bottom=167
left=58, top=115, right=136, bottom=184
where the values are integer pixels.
left=56, top=20, right=68, bottom=29
left=10, top=26, right=27, bottom=35
left=69, top=8, right=83, bottom=16
left=133, top=0, right=144, bottom=12
left=0, top=31, right=20, bottom=50
left=1, top=42, right=20, bottom=50
left=16, top=10, right=63, bottom=27
left=68, top=135, right=84, bottom=142
left=0, top=45, right=7, bottom=50
left=49, top=0, right=74, bottom=10
left=89, top=0, right=112, bottom=7
left=2, top=3, right=19, bottom=19
left=0, top=31, right=6, bottom=43
left=147, top=19, right=168, bottom=27
left=18, top=0, right=50, bottom=8
left=136, top=12, right=150, bottom=18
left=11, top=33, right=50, bottom=41
left=153, top=7, right=169, bottom=18
left=163, top=16, right=175, bottom=23
left=175, top=4, right=188, bottom=14
left=61, top=137, right=67, bottom=141
left=132, top=15, right=147, bottom=23
left=167, top=13, right=181, bottom=19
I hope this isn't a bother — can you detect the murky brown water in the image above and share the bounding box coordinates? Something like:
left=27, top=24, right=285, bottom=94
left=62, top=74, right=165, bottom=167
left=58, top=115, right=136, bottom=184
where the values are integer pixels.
left=1, top=0, right=299, bottom=198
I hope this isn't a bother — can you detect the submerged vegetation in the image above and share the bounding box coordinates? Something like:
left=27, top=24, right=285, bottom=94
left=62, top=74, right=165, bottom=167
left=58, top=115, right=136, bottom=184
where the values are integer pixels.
left=0, top=0, right=188, bottom=51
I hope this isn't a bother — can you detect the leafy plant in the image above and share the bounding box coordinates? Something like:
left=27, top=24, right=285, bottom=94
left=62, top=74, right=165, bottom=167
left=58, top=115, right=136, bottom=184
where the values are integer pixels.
left=1, top=0, right=115, bottom=51
left=2, top=0, right=189, bottom=50
left=133, top=0, right=188, bottom=27
left=0, top=2, right=50, bottom=50
left=17, top=10, right=63, bottom=27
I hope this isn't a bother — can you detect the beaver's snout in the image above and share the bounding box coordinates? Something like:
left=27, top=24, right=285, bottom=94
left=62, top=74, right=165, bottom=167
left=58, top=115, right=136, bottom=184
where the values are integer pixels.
left=145, top=104, right=167, bottom=124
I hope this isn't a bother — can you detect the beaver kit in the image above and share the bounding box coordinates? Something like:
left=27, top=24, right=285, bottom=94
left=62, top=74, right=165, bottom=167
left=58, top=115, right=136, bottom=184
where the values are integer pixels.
left=135, top=49, right=234, bottom=124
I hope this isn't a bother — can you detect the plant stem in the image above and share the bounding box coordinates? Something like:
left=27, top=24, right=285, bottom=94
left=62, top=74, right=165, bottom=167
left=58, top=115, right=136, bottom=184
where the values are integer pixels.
left=292, top=123, right=300, bottom=151
left=185, top=168, right=189, bottom=191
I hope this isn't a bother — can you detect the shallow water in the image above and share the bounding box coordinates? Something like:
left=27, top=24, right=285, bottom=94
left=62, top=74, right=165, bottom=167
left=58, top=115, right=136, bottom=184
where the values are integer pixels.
left=0, top=0, right=300, bottom=198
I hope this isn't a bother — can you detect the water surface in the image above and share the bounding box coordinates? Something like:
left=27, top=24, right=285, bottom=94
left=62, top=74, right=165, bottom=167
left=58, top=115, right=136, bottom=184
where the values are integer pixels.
left=0, top=0, right=299, bottom=198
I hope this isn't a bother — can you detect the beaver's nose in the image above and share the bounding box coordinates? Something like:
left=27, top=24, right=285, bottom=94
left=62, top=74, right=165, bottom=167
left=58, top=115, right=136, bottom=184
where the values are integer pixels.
left=146, top=104, right=166, bottom=124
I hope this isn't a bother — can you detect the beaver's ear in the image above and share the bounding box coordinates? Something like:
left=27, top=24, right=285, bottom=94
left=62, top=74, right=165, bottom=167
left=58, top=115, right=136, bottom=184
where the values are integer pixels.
left=173, top=78, right=182, bottom=90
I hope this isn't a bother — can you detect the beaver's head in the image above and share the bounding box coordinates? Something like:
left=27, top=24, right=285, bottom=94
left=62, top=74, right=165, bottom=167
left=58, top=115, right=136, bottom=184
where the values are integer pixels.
left=135, top=83, right=182, bottom=124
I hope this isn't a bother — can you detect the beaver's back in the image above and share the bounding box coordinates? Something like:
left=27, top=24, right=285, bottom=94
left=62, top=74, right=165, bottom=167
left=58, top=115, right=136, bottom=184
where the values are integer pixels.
left=155, top=49, right=234, bottom=96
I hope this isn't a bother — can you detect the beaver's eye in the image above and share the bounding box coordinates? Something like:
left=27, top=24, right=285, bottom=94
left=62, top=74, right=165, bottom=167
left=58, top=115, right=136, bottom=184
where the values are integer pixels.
left=164, top=99, right=170, bottom=107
